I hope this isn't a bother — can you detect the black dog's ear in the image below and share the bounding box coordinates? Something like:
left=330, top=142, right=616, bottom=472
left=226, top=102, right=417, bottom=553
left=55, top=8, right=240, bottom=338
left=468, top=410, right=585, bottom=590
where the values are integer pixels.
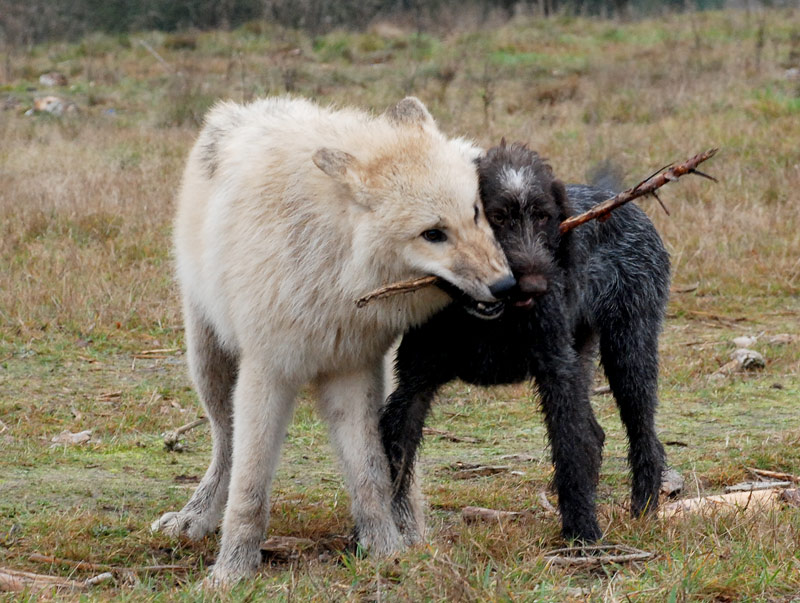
left=550, top=179, right=571, bottom=223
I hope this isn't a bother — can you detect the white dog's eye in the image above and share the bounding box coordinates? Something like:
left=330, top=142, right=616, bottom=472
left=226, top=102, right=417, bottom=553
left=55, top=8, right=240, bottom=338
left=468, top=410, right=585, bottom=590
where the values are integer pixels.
left=421, top=229, right=447, bottom=243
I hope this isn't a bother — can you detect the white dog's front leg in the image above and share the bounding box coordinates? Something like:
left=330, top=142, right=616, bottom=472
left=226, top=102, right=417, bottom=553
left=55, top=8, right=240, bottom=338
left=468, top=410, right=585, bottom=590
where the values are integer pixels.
left=210, top=357, right=298, bottom=587
left=318, top=365, right=403, bottom=556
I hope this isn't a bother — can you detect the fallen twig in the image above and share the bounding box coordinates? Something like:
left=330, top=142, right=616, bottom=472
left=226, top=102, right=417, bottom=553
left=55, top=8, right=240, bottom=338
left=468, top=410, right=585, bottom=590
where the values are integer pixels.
left=422, top=427, right=481, bottom=444
left=544, top=544, right=653, bottom=567
left=537, top=490, right=558, bottom=514
left=134, top=348, right=180, bottom=360
left=746, top=467, right=800, bottom=483
left=0, top=566, right=112, bottom=593
left=462, top=506, right=532, bottom=523
left=164, top=417, right=207, bottom=451
left=260, top=534, right=351, bottom=559
left=356, top=149, right=718, bottom=306
left=28, top=554, right=191, bottom=574
left=671, top=282, right=700, bottom=294
left=725, top=481, right=792, bottom=493
left=451, top=465, right=511, bottom=479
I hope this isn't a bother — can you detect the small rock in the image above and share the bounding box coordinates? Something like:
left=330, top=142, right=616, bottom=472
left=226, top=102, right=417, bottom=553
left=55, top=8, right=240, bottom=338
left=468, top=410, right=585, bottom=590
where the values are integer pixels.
left=730, top=348, right=766, bottom=370
left=39, top=71, right=68, bottom=87
left=661, top=468, right=684, bottom=496
left=732, top=335, right=757, bottom=348
left=780, top=488, right=800, bottom=507
left=26, top=96, right=77, bottom=116
left=51, top=429, right=92, bottom=445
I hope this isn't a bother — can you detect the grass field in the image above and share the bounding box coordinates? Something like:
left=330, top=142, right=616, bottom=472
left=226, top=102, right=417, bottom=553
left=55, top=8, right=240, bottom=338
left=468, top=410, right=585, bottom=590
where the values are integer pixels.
left=1, top=7, right=800, bottom=601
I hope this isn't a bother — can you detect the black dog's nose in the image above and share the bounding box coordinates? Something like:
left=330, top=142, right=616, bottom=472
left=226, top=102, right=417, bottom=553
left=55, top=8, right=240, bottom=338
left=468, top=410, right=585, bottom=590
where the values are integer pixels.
left=488, top=275, right=517, bottom=298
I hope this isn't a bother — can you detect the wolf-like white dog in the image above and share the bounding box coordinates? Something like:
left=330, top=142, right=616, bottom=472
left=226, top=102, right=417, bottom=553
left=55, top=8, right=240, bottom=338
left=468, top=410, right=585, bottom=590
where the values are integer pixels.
left=152, top=96, right=514, bottom=584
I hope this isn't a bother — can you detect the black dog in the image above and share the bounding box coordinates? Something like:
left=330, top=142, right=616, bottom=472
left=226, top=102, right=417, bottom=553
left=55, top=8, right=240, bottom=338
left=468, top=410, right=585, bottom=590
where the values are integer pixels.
left=380, top=142, right=670, bottom=542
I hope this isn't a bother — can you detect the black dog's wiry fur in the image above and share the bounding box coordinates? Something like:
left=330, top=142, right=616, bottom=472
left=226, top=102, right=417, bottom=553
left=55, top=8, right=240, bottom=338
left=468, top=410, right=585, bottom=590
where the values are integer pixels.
left=380, top=142, right=670, bottom=542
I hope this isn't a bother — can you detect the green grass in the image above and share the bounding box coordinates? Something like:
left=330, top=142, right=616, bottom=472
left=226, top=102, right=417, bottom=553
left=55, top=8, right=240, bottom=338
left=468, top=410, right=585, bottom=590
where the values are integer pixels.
left=2, top=7, right=800, bottom=600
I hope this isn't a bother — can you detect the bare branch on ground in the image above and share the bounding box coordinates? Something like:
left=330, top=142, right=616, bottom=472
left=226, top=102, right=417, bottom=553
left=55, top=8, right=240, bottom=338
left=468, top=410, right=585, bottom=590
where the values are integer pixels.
left=543, top=544, right=653, bottom=567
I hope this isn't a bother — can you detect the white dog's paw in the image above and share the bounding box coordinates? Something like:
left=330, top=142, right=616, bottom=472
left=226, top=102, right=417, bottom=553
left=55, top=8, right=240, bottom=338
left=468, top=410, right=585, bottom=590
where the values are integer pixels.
left=356, top=522, right=405, bottom=557
left=202, top=566, right=245, bottom=591
left=205, top=545, right=262, bottom=589
left=150, top=510, right=214, bottom=541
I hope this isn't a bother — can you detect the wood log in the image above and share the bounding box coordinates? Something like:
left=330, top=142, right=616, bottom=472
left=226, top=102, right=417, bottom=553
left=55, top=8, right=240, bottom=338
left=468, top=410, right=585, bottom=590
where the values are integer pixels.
left=658, top=488, right=781, bottom=518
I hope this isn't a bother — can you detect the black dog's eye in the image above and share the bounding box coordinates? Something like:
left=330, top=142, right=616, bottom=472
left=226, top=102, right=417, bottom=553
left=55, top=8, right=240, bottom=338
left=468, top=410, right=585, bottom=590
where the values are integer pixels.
left=488, top=212, right=507, bottom=226
left=421, top=229, right=447, bottom=243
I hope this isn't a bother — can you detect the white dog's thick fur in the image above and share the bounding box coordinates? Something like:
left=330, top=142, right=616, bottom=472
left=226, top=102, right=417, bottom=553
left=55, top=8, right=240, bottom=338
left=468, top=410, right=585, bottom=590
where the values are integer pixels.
left=151, top=96, right=511, bottom=585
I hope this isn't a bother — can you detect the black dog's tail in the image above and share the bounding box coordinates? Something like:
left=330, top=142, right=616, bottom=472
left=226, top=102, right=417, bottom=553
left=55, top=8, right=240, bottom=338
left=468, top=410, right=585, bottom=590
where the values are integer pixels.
left=586, top=159, right=625, bottom=194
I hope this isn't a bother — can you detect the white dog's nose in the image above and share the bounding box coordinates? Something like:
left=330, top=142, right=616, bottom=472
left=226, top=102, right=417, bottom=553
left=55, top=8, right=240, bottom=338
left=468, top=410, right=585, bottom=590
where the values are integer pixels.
left=488, top=275, right=517, bottom=298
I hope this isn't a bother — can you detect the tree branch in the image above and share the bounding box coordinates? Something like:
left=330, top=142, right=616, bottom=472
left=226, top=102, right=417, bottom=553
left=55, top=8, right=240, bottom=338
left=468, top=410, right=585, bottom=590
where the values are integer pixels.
left=558, top=148, right=717, bottom=233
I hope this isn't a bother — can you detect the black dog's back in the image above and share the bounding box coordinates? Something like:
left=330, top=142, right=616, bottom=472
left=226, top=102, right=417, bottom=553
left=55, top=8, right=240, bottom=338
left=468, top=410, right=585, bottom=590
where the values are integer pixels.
left=380, top=142, right=670, bottom=543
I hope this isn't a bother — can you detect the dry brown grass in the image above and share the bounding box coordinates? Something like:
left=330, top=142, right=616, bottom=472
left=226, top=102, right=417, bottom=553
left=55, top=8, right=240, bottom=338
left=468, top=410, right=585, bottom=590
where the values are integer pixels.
left=1, top=7, right=800, bottom=601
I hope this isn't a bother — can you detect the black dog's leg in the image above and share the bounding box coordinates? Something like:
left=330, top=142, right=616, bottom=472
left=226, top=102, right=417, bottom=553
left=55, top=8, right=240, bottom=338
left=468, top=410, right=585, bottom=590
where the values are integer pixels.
left=533, top=305, right=605, bottom=542
left=380, top=324, right=457, bottom=543
left=381, top=380, right=439, bottom=542
left=600, top=318, right=665, bottom=517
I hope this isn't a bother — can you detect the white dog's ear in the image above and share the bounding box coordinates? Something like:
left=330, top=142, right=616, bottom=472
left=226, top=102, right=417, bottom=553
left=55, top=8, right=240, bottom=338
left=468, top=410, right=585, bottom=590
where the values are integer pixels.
left=385, top=96, right=434, bottom=126
left=313, top=148, right=359, bottom=182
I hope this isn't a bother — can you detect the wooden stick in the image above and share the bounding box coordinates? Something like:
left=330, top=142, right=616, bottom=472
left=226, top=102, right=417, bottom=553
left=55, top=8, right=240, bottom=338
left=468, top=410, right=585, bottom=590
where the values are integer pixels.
left=543, top=544, right=653, bottom=567
left=537, top=490, right=558, bottom=515
left=746, top=467, right=800, bottom=483
left=356, top=275, right=439, bottom=308
left=0, top=567, right=112, bottom=592
left=28, top=554, right=191, bottom=574
left=422, top=426, right=481, bottom=443
left=558, top=148, right=718, bottom=234
left=725, top=481, right=792, bottom=493
left=462, top=506, right=532, bottom=523
left=355, top=148, right=718, bottom=306
left=164, top=417, right=208, bottom=450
